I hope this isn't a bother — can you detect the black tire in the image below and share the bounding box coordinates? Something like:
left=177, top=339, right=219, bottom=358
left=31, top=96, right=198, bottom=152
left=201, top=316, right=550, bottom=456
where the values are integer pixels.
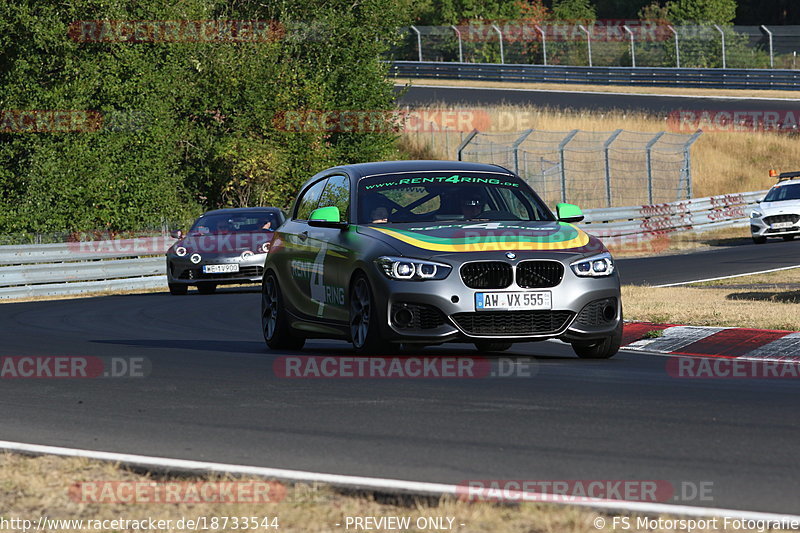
left=783, top=235, right=795, bottom=241
left=349, top=274, right=394, bottom=354
left=571, top=321, right=623, bottom=359
left=168, top=283, right=188, bottom=296
left=474, top=341, right=513, bottom=352
left=752, top=236, right=767, bottom=244
left=261, top=272, right=305, bottom=350
left=197, top=282, right=217, bottom=294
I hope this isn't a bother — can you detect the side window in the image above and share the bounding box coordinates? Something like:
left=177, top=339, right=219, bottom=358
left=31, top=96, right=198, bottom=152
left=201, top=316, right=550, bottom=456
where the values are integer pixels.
left=294, top=179, right=328, bottom=220
left=317, top=175, right=351, bottom=221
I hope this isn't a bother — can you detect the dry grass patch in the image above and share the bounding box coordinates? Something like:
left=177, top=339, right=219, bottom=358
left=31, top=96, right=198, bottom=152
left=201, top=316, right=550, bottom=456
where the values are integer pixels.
left=394, top=78, right=800, bottom=100
left=1, top=453, right=794, bottom=533
left=623, top=267, right=800, bottom=330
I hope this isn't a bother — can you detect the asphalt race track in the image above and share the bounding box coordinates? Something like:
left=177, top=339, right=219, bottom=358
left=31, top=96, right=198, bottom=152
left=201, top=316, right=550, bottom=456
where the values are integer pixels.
left=617, top=238, right=800, bottom=286
left=397, top=84, right=800, bottom=114
left=1, top=243, right=799, bottom=515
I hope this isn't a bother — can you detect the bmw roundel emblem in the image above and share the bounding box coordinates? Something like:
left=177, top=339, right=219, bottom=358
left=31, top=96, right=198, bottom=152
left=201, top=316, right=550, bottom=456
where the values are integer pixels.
left=506, top=252, right=516, bottom=259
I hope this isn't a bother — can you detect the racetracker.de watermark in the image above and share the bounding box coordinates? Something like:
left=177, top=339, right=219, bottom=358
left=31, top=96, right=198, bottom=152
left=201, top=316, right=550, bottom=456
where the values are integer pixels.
left=0, top=110, right=151, bottom=133
left=68, top=20, right=284, bottom=43
left=455, top=20, right=672, bottom=42
left=458, top=480, right=713, bottom=503
left=0, top=356, right=150, bottom=379
left=667, top=357, right=800, bottom=378
left=69, top=481, right=285, bottom=504
left=273, top=356, right=538, bottom=379
left=668, top=109, right=800, bottom=133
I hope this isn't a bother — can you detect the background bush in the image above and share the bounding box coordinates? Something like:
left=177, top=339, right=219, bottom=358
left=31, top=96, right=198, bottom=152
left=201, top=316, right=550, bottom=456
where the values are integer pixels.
left=0, top=0, right=408, bottom=234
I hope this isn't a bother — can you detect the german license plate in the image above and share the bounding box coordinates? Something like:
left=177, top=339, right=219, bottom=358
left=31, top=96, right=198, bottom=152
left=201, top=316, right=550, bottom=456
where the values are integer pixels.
left=475, top=291, right=551, bottom=311
left=202, top=264, right=239, bottom=274
left=771, top=222, right=794, bottom=229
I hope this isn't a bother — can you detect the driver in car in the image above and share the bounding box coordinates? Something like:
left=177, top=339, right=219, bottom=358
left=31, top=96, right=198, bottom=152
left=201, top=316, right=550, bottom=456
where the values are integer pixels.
left=460, top=192, right=486, bottom=219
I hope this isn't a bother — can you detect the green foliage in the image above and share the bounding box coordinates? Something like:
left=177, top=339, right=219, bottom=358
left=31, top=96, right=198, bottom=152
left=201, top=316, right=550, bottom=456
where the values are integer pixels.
left=666, top=0, right=737, bottom=24
left=406, top=0, right=525, bottom=25
left=0, top=0, right=409, bottom=234
left=551, top=0, right=597, bottom=21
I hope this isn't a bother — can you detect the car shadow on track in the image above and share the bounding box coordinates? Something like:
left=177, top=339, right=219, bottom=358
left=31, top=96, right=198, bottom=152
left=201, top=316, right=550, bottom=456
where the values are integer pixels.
left=92, top=339, right=268, bottom=355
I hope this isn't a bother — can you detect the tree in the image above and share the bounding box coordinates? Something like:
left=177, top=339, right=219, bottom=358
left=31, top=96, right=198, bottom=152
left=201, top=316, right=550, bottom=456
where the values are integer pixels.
left=0, top=0, right=409, bottom=236
left=551, top=0, right=597, bottom=21
left=666, top=0, right=737, bottom=24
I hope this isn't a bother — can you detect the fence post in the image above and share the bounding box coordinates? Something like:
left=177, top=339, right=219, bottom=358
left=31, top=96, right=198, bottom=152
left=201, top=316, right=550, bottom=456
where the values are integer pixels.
left=558, top=130, right=579, bottom=203
left=623, top=25, right=635, bottom=67
left=714, top=24, right=726, bottom=68
left=761, top=25, right=774, bottom=68
left=535, top=24, right=547, bottom=66
left=512, top=129, right=534, bottom=175
left=451, top=25, right=464, bottom=63
left=603, top=129, right=623, bottom=207
left=410, top=26, right=422, bottom=62
left=645, top=132, right=666, bottom=204
left=668, top=25, right=680, bottom=68
left=491, top=24, right=504, bottom=64
left=457, top=129, right=479, bottom=161
left=683, top=130, right=703, bottom=199
left=578, top=25, right=592, bottom=67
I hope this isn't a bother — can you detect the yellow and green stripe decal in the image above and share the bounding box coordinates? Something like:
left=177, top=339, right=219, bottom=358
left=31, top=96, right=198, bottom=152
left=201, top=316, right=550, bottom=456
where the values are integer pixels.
left=372, top=224, right=590, bottom=252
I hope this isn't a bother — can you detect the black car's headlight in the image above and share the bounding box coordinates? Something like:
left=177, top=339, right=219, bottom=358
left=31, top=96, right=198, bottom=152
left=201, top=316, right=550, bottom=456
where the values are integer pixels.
left=375, top=256, right=451, bottom=280
left=175, top=246, right=187, bottom=257
left=570, top=252, right=615, bottom=278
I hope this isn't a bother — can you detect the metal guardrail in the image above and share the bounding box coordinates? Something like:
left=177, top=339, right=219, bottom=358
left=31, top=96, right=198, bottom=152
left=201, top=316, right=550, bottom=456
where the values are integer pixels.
left=391, top=61, right=800, bottom=90
left=580, top=190, right=766, bottom=244
left=0, top=191, right=766, bottom=299
left=0, top=236, right=171, bottom=300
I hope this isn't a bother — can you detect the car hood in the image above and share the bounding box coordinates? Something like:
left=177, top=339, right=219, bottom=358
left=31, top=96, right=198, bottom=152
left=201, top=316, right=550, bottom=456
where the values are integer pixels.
left=758, top=201, right=800, bottom=215
left=171, top=232, right=272, bottom=255
left=355, top=221, right=599, bottom=254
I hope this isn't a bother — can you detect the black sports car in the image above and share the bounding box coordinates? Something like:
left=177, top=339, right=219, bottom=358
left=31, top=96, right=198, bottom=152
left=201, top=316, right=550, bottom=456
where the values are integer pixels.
left=261, top=161, right=622, bottom=357
left=167, top=207, right=285, bottom=295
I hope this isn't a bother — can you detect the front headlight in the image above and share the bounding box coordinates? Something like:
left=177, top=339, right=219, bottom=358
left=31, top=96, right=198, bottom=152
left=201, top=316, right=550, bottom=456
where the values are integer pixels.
left=750, top=210, right=763, bottom=219
left=175, top=246, right=187, bottom=257
left=375, top=256, right=452, bottom=280
left=570, top=252, right=615, bottom=278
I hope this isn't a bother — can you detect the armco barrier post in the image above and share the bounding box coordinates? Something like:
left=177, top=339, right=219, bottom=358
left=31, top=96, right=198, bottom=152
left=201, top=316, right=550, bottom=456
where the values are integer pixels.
left=646, top=132, right=666, bottom=204
left=578, top=25, right=592, bottom=67
left=761, top=25, right=774, bottom=68
left=623, top=26, right=636, bottom=68
left=684, top=130, right=703, bottom=199
left=491, top=24, right=504, bottom=64
left=535, top=24, right=547, bottom=66
left=558, top=130, right=579, bottom=203
left=410, top=26, right=422, bottom=62
left=451, top=25, right=463, bottom=63
left=668, top=25, right=680, bottom=68
left=604, top=129, right=623, bottom=207
left=457, top=129, right=479, bottom=161
left=512, top=129, right=534, bottom=175
left=714, top=25, right=727, bottom=68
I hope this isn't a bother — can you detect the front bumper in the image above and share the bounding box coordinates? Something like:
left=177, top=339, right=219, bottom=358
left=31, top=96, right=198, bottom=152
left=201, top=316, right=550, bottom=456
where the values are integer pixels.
left=365, top=253, right=622, bottom=344
left=750, top=216, right=800, bottom=238
left=167, top=253, right=267, bottom=285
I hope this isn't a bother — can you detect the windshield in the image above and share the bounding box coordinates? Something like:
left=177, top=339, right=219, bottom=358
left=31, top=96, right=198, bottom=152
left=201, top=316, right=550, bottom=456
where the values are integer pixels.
left=357, top=172, right=554, bottom=224
left=189, top=212, right=278, bottom=235
left=764, top=183, right=800, bottom=203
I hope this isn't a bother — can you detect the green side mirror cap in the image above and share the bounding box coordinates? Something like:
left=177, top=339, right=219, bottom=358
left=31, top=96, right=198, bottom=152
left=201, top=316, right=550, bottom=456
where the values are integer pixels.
left=309, top=206, right=341, bottom=223
left=556, top=203, right=584, bottom=223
